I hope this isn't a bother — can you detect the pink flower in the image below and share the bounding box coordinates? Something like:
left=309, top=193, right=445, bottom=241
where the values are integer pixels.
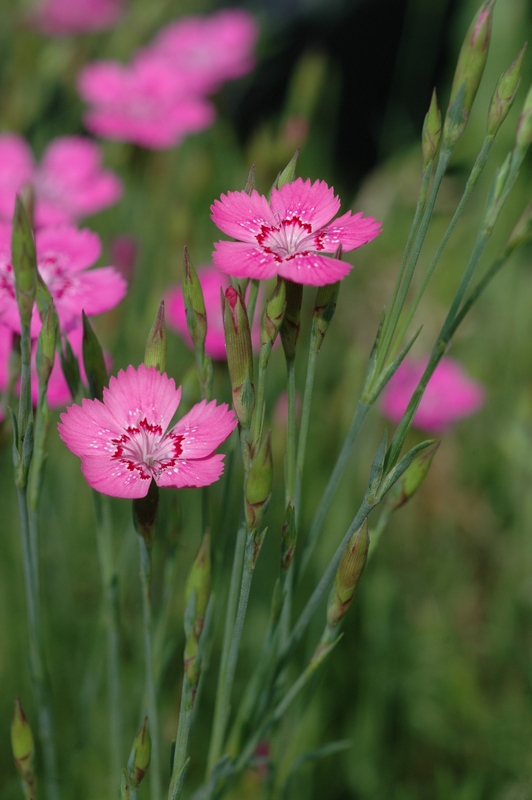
left=0, top=134, right=122, bottom=226
left=211, top=178, right=381, bottom=286
left=145, top=9, right=258, bottom=93
left=0, top=223, right=127, bottom=336
left=58, top=363, right=237, bottom=497
left=165, top=266, right=261, bottom=360
left=78, top=55, right=216, bottom=149
left=32, top=0, right=124, bottom=35
left=380, top=356, right=485, bottom=434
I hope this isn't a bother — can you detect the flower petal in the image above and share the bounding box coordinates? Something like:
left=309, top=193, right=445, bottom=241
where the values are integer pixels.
left=313, top=210, right=382, bottom=252
left=270, top=178, right=340, bottom=232
left=172, top=398, right=237, bottom=458
left=102, top=364, right=181, bottom=432
left=58, top=396, right=123, bottom=457
left=213, top=241, right=279, bottom=280
left=211, top=189, right=277, bottom=242
left=277, top=252, right=353, bottom=286
left=36, top=226, right=102, bottom=272
left=80, top=452, right=152, bottom=497
left=156, top=453, right=226, bottom=488
left=57, top=266, right=127, bottom=330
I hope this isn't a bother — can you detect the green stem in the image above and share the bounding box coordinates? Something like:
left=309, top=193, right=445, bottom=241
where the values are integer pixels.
left=208, top=531, right=256, bottom=775
left=246, top=279, right=260, bottom=327
left=93, top=492, right=122, bottom=788
left=285, top=357, right=297, bottom=505
left=390, top=135, right=494, bottom=358
left=207, top=517, right=247, bottom=773
left=168, top=678, right=195, bottom=800
left=298, top=400, right=370, bottom=581
left=17, top=486, right=60, bottom=800
left=294, top=340, right=318, bottom=519
left=138, top=536, right=162, bottom=800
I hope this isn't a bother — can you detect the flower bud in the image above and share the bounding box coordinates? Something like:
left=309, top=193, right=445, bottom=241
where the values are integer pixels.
left=311, top=279, right=340, bottom=354
left=120, top=768, right=131, bottom=800
left=422, top=89, right=441, bottom=167
left=244, top=163, right=256, bottom=195
left=11, top=195, right=37, bottom=329
left=280, top=502, right=297, bottom=573
left=59, top=331, right=81, bottom=399
left=36, top=303, right=58, bottom=392
left=274, top=149, right=299, bottom=191
left=389, top=440, right=440, bottom=510
left=327, top=519, right=369, bottom=628
left=487, top=44, right=526, bottom=137
left=443, top=0, right=494, bottom=147
left=185, top=529, right=211, bottom=640
left=246, top=432, right=273, bottom=531
left=183, top=248, right=207, bottom=351
left=222, top=286, right=255, bottom=429
left=127, top=717, right=151, bottom=790
left=82, top=311, right=107, bottom=402
left=144, top=301, right=167, bottom=373
left=260, top=277, right=286, bottom=350
left=11, top=697, right=36, bottom=796
left=515, top=83, right=532, bottom=153
left=279, top=280, right=303, bottom=362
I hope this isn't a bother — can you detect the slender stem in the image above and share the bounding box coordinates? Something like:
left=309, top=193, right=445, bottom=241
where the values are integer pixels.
left=375, top=147, right=453, bottom=377
left=138, top=536, right=162, bottom=800
left=390, top=136, right=494, bottom=358
left=93, top=492, right=122, bottom=788
left=246, top=279, right=260, bottom=327
left=294, top=341, right=318, bottom=519
left=168, top=678, right=195, bottom=800
left=298, top=400, right=370, bottom=581
left=207, top=517, right=247, bottom=773
left=17, top=486, right=60, bottom=800
left=285, top=357, right=297, bottom=505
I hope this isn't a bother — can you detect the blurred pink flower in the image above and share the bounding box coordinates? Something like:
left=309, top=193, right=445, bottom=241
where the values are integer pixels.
left=58, top=363, right=237, bottom=497
left=165, top=266, right=262, bottom=360
left=211, top=178, right=381, bottom=286
left=0, top=134, right=122, bottom=226
left=0, top=223, right=127, bottom=336
left=33, top=0, right=124, bottom=35
left=109, top=235, right=137, bottom=283
left=78, top=55, right=216, bottom=149
left=380, top=356, right=485, bottom=434
left=145, top=9, right=258, bottom=93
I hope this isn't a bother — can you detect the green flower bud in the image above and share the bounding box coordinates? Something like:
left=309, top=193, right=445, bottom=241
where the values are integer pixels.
left=183, top=248, right=207, bottom=350
left=274, top=149, right=299, bottom=191
left=11, top=196, right=37, bottom=329
left=222, top=286, right=255, bottom=429
left=185, top=529, right=211, bottom=640
left=11, top=697, right=36, bottom=798
left=515, top=83, right=532, bottom=153
left=327, top=519, right=369, bottom=628
left=36, top=303, right=58, bottom=392
left=443, top=0, right=494, bottom=147
left=144, top=301, right=167, bottom=373
left=260, top=277, right=287, bottom=349
left=82, top=312, right=107, bottom=402
left=422, top=89, right=442, bottom=167
left=59, top=331, right=81, bottom=399
left=279, top=280, right=303, bottom=362
left=312, top=279, right=340, bottom=354
left=243, top=163, right=256, bottom=195
left=390, top=440, right=440, bottom=510
left=120, top=768, right=131, bottom=800
left=127, top=717, right=151, bottom=790
left=487, top=44, right=526, bottom=137
left=280, top=502, right=297, bottom=573
left=246, top=432, right=273, bottom=531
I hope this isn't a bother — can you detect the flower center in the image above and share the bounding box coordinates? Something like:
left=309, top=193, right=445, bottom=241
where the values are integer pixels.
left=110, top=417, right=183, bottom=479
left=255, top=215, right=325, bottom=262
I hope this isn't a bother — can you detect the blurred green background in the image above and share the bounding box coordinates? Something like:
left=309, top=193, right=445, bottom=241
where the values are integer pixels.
left=2, top=0, right=532, bottom=798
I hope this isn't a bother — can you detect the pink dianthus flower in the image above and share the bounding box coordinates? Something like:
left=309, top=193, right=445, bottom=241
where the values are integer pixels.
left=165, top=266, right=262, bottom=360
left=78, top=55, right=216, bottom=149
left=0, top=223, right=127, bottom=337
left=145, top=9, right=258, bottom=93
left=32, top=0, right=124, bottom=35
left=211, top=178, right=381, bottom=286
left=380, top=356, right=485, bottom=434
left=58, top=363, right=237, bottom=498
left=0, top=134, right=122, bottom=226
